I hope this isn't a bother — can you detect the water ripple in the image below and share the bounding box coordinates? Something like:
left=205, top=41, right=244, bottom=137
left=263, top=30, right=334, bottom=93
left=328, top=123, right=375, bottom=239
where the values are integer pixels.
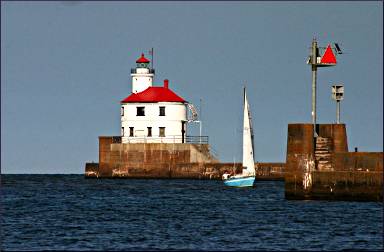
left=1, top=175, right=382, bottom=251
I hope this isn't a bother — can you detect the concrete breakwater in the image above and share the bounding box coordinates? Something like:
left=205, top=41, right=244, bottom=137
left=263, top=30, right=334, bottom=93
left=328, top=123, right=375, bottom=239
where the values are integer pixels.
left=85, top=136, right=285, bottom=180
left=84, top=124, right=382, bottom=201
left=85, top=162, right=285, bottom=180
left=285, top=123, right=383, bottom=201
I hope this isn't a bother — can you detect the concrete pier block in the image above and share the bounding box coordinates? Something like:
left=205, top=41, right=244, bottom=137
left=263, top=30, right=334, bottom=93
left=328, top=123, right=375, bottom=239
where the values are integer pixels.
left=285, top=123, right=383, bottom=201
left=86, top=136, right=286, bottom=180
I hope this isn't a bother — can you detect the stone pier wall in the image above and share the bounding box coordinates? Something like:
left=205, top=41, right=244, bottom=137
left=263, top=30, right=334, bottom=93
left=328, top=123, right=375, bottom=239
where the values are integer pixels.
left=285, top=123, right=383, bottom=201
left=85, top=136, right=285, bottom=180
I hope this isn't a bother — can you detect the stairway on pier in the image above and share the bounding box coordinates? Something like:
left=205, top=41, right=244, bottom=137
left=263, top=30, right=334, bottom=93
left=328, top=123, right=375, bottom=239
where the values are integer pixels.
left=315, top=137, right=333, bottom=171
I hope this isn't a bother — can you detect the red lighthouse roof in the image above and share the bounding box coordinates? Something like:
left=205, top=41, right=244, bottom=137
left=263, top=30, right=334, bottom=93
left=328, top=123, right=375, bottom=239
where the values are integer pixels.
left=121, top=80, right=186, bottom=103
left=136, top=53, right=150, bottom=63
left=121, top=87, right=186, bottom=103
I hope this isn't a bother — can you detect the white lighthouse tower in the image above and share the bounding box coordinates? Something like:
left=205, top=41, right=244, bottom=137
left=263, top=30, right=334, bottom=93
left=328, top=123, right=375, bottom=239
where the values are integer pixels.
left=121, top=53, right=188, bottom=143
left=131, top=53, right=154, bottom=93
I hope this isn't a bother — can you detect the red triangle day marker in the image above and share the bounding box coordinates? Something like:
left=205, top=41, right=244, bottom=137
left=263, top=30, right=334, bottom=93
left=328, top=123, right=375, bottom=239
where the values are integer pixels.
left=320, top=44, right=337, bottom=64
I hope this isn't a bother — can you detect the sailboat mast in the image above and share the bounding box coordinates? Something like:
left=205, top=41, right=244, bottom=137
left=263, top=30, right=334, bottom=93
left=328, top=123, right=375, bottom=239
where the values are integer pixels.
left=249, top=100, right=255, bottom=161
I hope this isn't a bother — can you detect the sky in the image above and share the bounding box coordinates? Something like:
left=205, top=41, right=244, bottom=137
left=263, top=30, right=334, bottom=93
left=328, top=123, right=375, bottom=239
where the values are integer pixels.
left=1, top=1, right=382, bottom=174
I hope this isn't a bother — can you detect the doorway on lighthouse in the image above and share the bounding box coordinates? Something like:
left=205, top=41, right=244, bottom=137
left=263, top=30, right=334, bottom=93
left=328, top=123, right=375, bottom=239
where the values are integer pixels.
left=181, top=121, right=186, bottom=143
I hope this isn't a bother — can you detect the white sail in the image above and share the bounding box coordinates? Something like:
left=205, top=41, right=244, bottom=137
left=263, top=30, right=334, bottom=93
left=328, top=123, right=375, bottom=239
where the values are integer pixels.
left=242, top=88, right=255, bottom=176
left=222, top=87, right=256, bottom=187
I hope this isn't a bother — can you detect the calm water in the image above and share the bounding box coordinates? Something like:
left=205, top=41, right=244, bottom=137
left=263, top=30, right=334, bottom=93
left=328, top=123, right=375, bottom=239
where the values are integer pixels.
left=1, top=175, right=383, bottom=251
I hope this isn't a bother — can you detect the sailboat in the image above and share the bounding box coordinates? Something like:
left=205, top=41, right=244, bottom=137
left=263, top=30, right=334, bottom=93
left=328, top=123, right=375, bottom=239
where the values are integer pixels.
left=222, top=87, right=256, bottom=187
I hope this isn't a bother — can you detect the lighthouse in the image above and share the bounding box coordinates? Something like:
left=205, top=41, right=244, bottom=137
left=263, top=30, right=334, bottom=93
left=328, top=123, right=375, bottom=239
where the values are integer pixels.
left=120, top=53, right=188, bottom=143
left=84, top=52, right=218, bottom=179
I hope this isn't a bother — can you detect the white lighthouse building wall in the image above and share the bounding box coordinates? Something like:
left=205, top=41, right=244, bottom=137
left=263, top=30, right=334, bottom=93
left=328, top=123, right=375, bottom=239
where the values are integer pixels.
left=121, top=102, right=187, bottom=143
left=131, top=67, right=153, bottom=94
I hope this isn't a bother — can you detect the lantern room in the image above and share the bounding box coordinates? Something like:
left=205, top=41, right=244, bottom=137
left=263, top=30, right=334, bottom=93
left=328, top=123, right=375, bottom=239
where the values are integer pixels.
left=136, top=53, right=150, bottom=68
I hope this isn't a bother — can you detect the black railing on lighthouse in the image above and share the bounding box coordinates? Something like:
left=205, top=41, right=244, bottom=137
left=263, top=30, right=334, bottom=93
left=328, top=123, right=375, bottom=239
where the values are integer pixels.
left=185, top=136, right=209, bottom=144
left=112, top=135, right=209, bottom=144
left=131, top=68, right=155, bottom=74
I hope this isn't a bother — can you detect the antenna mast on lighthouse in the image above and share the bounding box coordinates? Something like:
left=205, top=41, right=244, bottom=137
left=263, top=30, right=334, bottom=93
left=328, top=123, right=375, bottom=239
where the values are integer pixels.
left=149, top=48, right=154, bottom=70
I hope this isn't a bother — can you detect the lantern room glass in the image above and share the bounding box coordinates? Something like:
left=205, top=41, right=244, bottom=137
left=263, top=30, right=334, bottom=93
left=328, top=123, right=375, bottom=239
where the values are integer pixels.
left=137, top=62, right=149, bottom=68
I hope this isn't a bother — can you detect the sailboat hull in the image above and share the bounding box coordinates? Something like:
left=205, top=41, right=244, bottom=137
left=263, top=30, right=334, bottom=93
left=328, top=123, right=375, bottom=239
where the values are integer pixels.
left=223, top=176, right=255, bottom=187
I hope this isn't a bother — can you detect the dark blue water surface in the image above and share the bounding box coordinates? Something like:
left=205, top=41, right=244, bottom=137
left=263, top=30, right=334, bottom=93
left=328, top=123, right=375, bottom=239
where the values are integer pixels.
left=1, top=175, right=383, bottom=251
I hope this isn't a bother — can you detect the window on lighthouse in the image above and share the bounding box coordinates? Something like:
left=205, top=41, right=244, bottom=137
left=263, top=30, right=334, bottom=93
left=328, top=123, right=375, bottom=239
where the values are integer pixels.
left=136, top=107, right=145, bottom=116
left=147, top=127, right=152, bottom=137
left=159, top=127, right=165, bottom=137
left=129, top=127, right=134, bottom=137
left=159, top=106, right=165, bottom=116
